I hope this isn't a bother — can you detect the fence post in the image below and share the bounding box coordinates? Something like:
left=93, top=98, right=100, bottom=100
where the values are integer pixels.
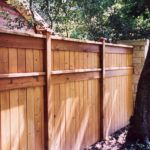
left=44, top=31, right=52, bottom=150
left=99, top=37, right=106, bottom=139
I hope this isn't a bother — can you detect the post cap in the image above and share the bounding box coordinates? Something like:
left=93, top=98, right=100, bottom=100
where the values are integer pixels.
left=99, top=37, right=107, bottom=42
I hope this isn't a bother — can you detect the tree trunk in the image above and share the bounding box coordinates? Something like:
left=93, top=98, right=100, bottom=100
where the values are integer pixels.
left=126, top=46, right=150, bottom=144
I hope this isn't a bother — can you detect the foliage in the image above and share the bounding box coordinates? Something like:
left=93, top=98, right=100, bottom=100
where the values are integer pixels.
left=32, top=0, right=150, bottom=42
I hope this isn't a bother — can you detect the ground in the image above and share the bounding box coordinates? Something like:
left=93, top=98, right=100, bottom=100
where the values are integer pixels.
left=86, top=126, right=150, bottom=150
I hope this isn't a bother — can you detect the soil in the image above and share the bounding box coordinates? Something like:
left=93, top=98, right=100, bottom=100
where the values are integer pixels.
left=85, top=126, right=150, bottom=150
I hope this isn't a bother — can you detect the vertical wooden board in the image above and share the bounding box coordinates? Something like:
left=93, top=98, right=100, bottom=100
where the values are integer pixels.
left=65, top=82, right=71, bottom=150
left=111, top=54, right=113, bottom=67
left=64, top=51, right=69, bottom=70
left=39, top=50, right=44, bottom=72
left=116, top=54, right=118, bottom=67
left=70, top=51, right=75, bottom=70
left=93, top=53, right=96, bottom=69
left=51, top=51, right=54, bottom=71
left=122, top=54, right=125, bottom=67
left=60, top=84, right=66, bottom=150
left=53, top=51, right=60, bottom=71
left=120, top=54, right=123, bottom=67
left=26, top=49, right=34, bottom=72
left=109, top=54, right=112, bottom=68
left=18, top=49, right=26, bottom=72
left=9, top=48, right=18, bottom=73
left=59, top=51, right=65, bottom=70
left=74, top=81, right=80, bottom=149
left=107, top=54, right=110, bottom=68
left=105, top=54, right=108, bottom=68
left=103, top=78, right=107, bottom=137
left=33, top=50, right=40, bottom=72
left=109, top=54, right=114, bottom=67
left=83, top=52, right=88, bottom=69
left=124, top=76, right=126, bottom=125
left=91, top=53, right=94, bottom=69
left=115, top=54, right=118, bottom=67
left=95, top=79, right=100, bottom=140
left=92, top=80, right=96, bottom=142
left=118, top=76, right=121, bottom=129
left=112, top=54, right=115, bottom=67
left=122, top=76, right=126, bottom=126
left=69, top=82, right=76, bottom=150
left=54, top=84, right=61, bottom=150
left=10, top=90, right=19, bottom=150
left=116, top=77, right=119, bottom=131
left=106, top=78, right=111, bottom=137
left=0, top=48, right=9, bottom=74
left=87, top=53, right=91, bottom=69
left=122, top=76, right=125, bottom=126
left=125, top=54, right=128, bottom=67
left=119, top=54, right=122, bottom=67
left=120, top=76, right=124, bottom=127
left=112, top=77, right=115, bottom=132
left=34, top=87, right=42, bottom=150
left=75, top=51, right=79, bottom=69
left=1, top=91, right=11, bottom=150
left=121, top=54, right=124, bottom=67
left=94, top=53, right=98, bottom=69
left=40, top=87, right=44, bottom=150
left=96, top=53, right=100, bottom=68
left=87, top=80, right=92, bottom=145
left=18, top=89, right=27, bottom=150
left=80, top=52, right=84, bottom=69
left=78, top=52, right=81, bottom=69
left=89, top=80, right=94, bottom=142
left=126, top=54, right=129, bottom=67
left=94, top=80, right=98, bottom=140
left=126, top=76, right=130, bottom=118
left=48, top=85, right=55, bottom=150
left=118, top=54, right=122, bottom=67
left=111, top=77, right=115, bottom=134
left=89, top=53, right=93, bottom=69
left=109, top=78, right=113, bottom=134
left=79, top=81, right=84, bottom=149
left=82, top=80, right=89, bottom=148
left=27, top=88, right=35, bottom=150
left=114, top=77, right=117, bottom=132
left=129, top=54, right=133, bottom=67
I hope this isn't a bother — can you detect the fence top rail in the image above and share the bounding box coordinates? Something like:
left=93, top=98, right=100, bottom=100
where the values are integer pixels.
left=51, top=35, right=102, bottom=45
left=106, top=43, right=133, bottom=49
left=0, top=28, right=46, bottom=39
left=0, top=28, right=133, bottom=49
left=52, top=36, right=133, bottom=48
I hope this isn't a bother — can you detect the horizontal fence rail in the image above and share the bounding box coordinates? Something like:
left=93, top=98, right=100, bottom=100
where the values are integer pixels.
left=0, top=30, right=134, bottom=150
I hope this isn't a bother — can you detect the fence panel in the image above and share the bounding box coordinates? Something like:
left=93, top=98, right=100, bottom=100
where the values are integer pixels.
left=104, top=45, right=133, bottom=138
left=49, top=39, right=101, bottom=150
left=0, top=32, right=46, bottom=150
left=0, top=31, right=134, bottom=150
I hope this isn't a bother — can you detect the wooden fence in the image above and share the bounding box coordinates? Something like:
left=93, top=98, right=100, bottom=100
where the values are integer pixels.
left=0, top=30, right=133, bottom=150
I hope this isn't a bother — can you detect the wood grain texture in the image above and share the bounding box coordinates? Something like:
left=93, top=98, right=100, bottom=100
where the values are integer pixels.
left=0, top=91, right=11, bottom=150
left=0, top=31, right=134, bottom=150
left=0, top=33, right=45, bottom=50
left=52, top=39, right=100, bottom=53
